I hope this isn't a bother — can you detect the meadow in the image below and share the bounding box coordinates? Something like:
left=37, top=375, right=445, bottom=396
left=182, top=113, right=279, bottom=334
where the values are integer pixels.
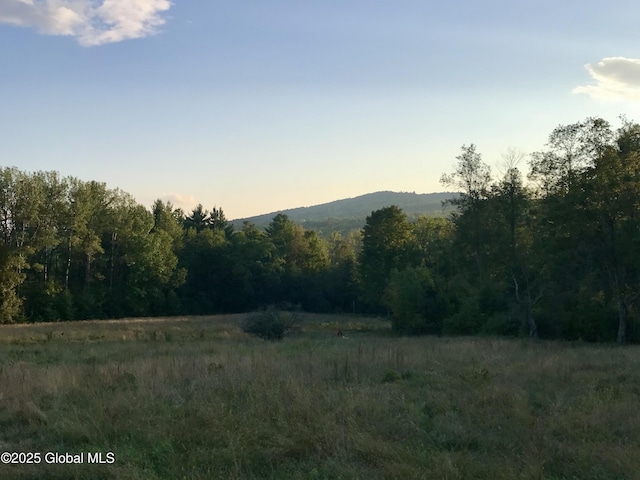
left=0, top=313, right=639, bottom=479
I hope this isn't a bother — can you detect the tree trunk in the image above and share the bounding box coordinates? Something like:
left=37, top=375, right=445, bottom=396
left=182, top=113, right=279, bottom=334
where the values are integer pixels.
left=526, top=306, right=538, bottom=339
left=65, top=236, right=71, bottom=289
left=517, top=273, right=541, bottom=339
left=43, top=247, right=48, bottom=283
left=617, top=299, right=627, bottom=345
left=109, top=231, right=117, bottom=291
left=85, top=252, right=92, bottom=290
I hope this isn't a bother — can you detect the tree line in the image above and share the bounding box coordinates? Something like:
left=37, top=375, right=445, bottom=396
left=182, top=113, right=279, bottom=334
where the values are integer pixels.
left=2, top=116, right=640, bottom=343
left=368, top=116, right=640, bottom=344
left=0, top=171, right=360, bottom=324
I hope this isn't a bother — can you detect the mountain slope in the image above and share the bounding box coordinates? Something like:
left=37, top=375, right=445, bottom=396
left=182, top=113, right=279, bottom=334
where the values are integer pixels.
left=231, top=191, right=457, bottom=233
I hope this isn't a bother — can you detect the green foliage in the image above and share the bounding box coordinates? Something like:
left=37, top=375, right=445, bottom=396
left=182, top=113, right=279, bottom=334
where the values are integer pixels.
left=0, top=245, right=26, bottom=324
left=241, top=308, right=299, bottom=340
left=183, top=204, right=209, bottom=232
left=384, top=266, right=445, bottom=334
left=441, top=277, right=511, bottom=336
left=151, top=199, right=184, bottom=250
left=4, top=115, right=640, bottom=346
left=324, top=231, right=360, bottom=312
left=381, top=368, right=401, bottom=383
left=443, top=298, right=483, bottom=335
left=359, top=206, right=418, bottom=310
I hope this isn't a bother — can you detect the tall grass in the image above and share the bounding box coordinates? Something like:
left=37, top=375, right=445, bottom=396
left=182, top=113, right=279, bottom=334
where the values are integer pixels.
left=0, top=314, right=639, bottom=479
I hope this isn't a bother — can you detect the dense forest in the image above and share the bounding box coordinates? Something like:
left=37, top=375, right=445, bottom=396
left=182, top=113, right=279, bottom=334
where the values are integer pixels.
left=2, top=116, right=640, bottom=344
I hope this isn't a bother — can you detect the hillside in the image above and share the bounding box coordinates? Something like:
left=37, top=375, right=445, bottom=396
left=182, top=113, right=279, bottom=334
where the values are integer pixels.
left=231, top=191, right=457, bottom=234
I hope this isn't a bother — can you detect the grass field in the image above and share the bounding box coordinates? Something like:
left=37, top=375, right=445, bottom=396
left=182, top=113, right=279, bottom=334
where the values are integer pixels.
left=1, top=313, right=639, bottom=479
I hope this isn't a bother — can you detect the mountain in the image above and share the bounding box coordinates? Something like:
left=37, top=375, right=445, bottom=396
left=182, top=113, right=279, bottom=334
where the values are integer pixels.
left=231, top=191, right=458, bottom=235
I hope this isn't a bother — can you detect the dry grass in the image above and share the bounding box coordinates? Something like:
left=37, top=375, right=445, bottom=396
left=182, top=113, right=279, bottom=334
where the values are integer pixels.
left=0, top=314, right=639, bottom=479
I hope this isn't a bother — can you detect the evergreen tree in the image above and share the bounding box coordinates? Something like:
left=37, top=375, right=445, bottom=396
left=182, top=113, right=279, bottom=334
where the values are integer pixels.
left=359, top=206, right=417, bottom=310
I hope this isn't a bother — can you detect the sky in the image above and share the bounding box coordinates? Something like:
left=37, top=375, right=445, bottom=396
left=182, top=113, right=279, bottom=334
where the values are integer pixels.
left=1, top=1, right=640, bottom=219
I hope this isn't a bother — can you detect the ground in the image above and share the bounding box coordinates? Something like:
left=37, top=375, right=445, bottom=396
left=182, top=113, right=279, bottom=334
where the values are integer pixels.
left=0, top=313, right=638, bottom=479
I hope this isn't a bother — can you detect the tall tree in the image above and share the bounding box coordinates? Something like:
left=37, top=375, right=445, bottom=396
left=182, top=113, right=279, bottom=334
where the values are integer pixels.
left=265, top=214, right=331, bottom=308
left=325, top=231, right=360, bottom=312
left=358, top=206, right=417, bottom=310
left=209, top=206, right=233, bottom=237
left=67, top=179, right=114, bottom=292
left=529, top=117, right=614, bottom=195
left=178, top=227, right=229, bottom=314
left=528, top=117, right=638, bottom=342
left=152, top=199, right=184, bottom=244
left=440, top=144, right=493, bottom=277
left=184, top=204, right=209, bottom=233
left=579, top=142, right=640, bottom=344
left=488, top=156, right=540, bottom=337
left=227, top=221, right=279, bottom=309
left=0, top=168, right=43, bottom=322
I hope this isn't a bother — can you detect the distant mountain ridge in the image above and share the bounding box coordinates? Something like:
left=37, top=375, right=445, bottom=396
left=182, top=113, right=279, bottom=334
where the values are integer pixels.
left=231, top=191, right=458, bottom=233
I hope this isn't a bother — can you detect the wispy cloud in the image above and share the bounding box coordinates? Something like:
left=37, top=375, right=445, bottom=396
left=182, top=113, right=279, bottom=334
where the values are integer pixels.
left=573, top=57, right=640, bottom=102
left=160, top=193, right=198, bottom=212
left=0, top=0, right=172, bottom=46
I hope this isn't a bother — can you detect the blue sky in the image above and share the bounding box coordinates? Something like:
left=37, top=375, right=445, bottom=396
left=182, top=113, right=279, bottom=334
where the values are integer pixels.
left=2, top=1, right=640, bottom=218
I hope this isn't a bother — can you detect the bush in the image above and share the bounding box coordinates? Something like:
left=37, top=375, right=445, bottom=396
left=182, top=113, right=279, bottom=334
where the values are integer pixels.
left=242, top=308, right=299, bottom=341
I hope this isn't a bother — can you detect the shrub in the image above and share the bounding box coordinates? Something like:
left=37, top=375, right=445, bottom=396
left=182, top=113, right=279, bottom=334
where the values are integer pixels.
left=242, top=307, right=299, bottom=341
left=382, top=369, right=401, bottom=383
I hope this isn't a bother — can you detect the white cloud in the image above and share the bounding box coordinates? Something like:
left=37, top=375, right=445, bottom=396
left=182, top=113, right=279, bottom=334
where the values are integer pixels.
left=0, top=0, right=172, bottom=46
left=160, top=193, right=198, bottom=212
left=573, top=57, right=640, bottom=102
